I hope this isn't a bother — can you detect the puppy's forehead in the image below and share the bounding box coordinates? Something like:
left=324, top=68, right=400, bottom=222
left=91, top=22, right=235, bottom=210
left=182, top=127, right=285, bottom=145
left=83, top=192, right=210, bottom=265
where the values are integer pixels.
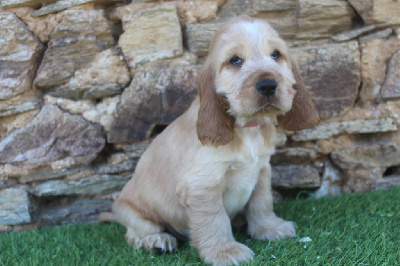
left=220, top=19, right=280, bottom=44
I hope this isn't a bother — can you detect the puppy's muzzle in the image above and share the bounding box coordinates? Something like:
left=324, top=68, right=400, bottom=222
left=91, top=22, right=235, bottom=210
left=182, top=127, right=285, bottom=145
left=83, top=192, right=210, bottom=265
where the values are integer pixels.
left=256, top=79, right=277, bottom=97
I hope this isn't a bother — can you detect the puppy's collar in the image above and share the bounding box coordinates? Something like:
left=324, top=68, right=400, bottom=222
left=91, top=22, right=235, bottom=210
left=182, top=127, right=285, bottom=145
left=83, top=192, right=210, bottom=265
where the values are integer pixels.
left=235, top=121, right=265, bottom=128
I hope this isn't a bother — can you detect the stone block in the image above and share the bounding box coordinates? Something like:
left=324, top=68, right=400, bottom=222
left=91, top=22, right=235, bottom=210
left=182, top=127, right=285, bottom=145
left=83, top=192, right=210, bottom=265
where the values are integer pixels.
left=30, top=174, right=130, bottom=197
left=108, top=65, right=200, bottom=143
left=113, top=2, right=183, bottom=68
left=291, top=41, right=360, bottom=120
left=0, top=105, right=105, bottom=171
left=38, top=200, right=112, bottom=226
left=0, top=188, right=30, bottom=225
left=272, top=165, right=320, bottom=189
left=292, top=118, right=398, bottom=141
left=381, top=50, right=400, bottom=100
left=297, top=0, right=353, bottom=39
left=348, top=0, right=400, bottom=25
left=33, top=10, right=123, bottom=99
left=0, top=12, right=44, bottom=100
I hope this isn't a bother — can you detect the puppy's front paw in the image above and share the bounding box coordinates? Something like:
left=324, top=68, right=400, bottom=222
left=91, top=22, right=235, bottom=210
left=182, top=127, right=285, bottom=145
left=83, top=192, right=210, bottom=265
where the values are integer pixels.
left=201, top=241, right=254, bottom=266
left=250, top=216, right=296, bottom=241
left=139, top=233, right=178, bottom=253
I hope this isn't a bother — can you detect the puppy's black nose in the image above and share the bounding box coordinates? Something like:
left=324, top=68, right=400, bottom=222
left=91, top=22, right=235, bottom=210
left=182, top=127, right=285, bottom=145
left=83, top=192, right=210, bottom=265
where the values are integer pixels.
left=256, top=79, right=277, bottom=96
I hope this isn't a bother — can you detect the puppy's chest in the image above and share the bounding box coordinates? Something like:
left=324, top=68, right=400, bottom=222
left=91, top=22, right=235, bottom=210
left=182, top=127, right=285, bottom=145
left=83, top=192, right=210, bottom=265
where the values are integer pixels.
left=222, top=129, right=274, bottom=217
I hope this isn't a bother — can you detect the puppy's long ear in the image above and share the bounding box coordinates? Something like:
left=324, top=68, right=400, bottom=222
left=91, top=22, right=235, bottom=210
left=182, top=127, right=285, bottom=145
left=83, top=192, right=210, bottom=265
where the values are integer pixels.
left=277, top=58, right=320, bottom=131
left=196, top=61, right=235, bottom=147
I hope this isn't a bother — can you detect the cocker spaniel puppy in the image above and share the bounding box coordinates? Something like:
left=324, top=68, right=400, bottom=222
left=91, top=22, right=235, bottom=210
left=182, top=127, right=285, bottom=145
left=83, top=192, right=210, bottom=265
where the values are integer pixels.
left=100, top=16, right=319, bottom=265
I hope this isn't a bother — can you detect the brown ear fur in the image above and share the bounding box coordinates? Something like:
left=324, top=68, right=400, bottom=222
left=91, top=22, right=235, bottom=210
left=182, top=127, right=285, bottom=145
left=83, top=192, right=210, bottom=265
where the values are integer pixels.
left=277, top=59, right=320, bottom=131
left=196, top=61, right=235, bottom=147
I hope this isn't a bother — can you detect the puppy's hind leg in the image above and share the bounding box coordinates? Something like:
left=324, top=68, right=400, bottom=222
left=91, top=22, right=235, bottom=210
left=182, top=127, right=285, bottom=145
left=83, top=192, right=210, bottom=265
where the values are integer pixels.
left=112, top=199, right=178, bottom=253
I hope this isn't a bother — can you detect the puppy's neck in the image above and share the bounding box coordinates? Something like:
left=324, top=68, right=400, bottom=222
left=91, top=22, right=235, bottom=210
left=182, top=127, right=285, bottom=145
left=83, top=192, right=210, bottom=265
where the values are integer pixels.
left=235, top=121, right=265, bottom=128
left=235, top=117, right=273, bottom=128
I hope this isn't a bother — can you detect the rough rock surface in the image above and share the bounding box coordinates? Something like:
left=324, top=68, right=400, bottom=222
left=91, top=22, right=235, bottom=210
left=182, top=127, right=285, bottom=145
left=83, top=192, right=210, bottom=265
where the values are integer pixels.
left=38, top=200, right=112, bottom=226
left=112, top=2, right=183, bottom=69
left=33, top=9, right=117, bottom=99
left=291, top=41, right=360, bottom=120
left=108, top=65, right=200, bottom=143
left=292, top=119, right=398, bottom=141
left=0, top=188, right=30, bottom=225
left=0, top=12, right=44, bottom=100
left=272, top=165, right=321, bottom=189
left=0, top=105, right=105, bottom=172
left=271, top=148, right=317, bottom=165
left=1, top=0, right=54, bottom=9
left=359, top=38, right=400, bottom=102
left=297, top=0, right=353, bottom=39
left=381, top=50, right=400, bottom=100
left=348, top=0, right=400, bottom=25
left=29, top=174, right=130, bottom=196
left=331, top=143, right=400, bottom=192
left=185, top=22, right=223, bottom=56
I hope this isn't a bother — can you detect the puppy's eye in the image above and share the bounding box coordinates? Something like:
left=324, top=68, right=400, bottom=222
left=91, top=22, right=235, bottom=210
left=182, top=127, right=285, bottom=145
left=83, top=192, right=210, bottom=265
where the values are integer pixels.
left=271, top=50, right=280, bottom=61
left=229, top=56, right=243, bottom=66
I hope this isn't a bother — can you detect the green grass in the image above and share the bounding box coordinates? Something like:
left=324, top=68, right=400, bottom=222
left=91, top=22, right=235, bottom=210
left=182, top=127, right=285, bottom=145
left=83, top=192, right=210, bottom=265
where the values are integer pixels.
left=1, top=187, right=400, bottom=265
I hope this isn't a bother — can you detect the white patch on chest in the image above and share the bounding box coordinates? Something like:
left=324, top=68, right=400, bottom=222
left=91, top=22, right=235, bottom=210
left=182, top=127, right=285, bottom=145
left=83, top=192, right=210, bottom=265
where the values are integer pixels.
left=221, top=126, right=274, bottom=218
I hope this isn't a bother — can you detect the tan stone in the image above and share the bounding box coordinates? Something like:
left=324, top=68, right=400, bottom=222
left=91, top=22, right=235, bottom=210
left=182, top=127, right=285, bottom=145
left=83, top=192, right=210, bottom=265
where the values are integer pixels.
left=185, top=22, right=223, bottom=56
left=359, top=38, right=400, bottom=103
left=175, top=0, right=218, bottom=25
left=33, top=10, right=122, bottom=99
left=297, top=0, right=353, bottom=39
left=113, top=2, right=183, bottom=68
left=0, top=109, right=38, bottom=141
left=348, top=0, right=400, bottom=25
left=0, top=12, right=44, bottom=100
left=8, top=7, right=61, bottom=43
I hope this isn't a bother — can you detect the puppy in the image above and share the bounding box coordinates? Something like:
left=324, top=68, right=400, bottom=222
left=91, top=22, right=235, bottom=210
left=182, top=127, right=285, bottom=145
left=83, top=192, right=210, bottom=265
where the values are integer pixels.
left=99, top=16, right=319, bottom=265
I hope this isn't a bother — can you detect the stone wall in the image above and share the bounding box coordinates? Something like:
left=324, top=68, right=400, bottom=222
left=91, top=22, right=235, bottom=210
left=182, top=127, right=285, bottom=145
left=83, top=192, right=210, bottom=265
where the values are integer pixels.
left=0, top=0, right=399, bottom=231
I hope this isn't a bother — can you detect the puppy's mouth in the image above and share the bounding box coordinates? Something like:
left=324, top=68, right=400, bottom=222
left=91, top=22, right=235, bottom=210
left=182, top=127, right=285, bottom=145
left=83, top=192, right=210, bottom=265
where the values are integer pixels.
left=255, top=97, right=283, bottom=114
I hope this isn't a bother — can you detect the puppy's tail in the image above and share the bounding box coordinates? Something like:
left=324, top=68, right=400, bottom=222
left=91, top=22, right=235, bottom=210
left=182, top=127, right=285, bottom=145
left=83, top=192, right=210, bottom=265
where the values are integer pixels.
left=98, top=212, right=118, bottom=223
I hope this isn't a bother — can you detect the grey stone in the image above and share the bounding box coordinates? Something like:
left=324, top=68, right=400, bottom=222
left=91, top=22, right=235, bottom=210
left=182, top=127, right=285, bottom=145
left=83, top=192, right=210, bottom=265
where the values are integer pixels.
left=97, top=160, right=136, bottom=175
left=271, top=148, right=317, bottom=165
left=292, top=118, right=398, bottom=141
left=185, top=22, right=222, bottom=56
left=30, top=174, right=130, bottom=197
left=272, top=165, right=321, bottom=189
left=19, top=167, right=89, bottom=183
left=39, top=200, right=112, bottom=226
left=0, top=105, right=105, bottom=169
left=31, top=0, right=126, bottom=17
left=381, top=50, right=400, bottom=100
left=0, top=12, right=44, bottom=100
left=0, top=179, right=17, bottom=189
left=0, top=188, right=30, bottom=225
left=360, top=28, right=393, bottom=43
left=373, top=176, right=400, bottom=191
left=291, top=41, right=360, bottom=120
left=1, top=0, right=54, bottom=9
left=314, top=160, right=341, bottom=198
left=332, top=25, right=375, bottom=42
left=0, top=100, right=41, bottom=118
left=108, top=65, right=200, bottom=143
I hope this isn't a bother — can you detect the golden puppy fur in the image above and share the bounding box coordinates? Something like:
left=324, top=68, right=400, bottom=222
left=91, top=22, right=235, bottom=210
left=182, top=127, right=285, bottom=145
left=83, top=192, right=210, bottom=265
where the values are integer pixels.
left=99, top=16, right=319, bottom=265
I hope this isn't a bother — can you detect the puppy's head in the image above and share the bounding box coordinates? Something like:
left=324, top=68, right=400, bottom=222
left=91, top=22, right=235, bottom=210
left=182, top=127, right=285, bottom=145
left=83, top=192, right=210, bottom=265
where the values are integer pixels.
left=196, top=16, right=320, bottom=147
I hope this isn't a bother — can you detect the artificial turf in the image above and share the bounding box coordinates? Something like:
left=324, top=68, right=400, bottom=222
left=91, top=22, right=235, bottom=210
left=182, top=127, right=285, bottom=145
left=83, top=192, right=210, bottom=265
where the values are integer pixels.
left=1, top=186, right=399, bottom=265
